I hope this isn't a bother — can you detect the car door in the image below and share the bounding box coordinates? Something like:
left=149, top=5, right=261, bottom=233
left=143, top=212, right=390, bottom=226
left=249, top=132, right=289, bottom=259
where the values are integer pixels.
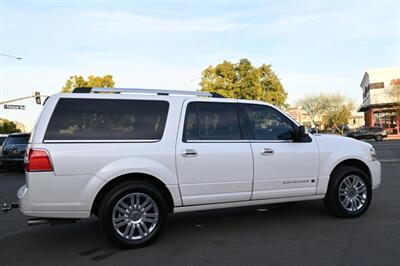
left=240, top=102, right=319, bottom=200
left=176, top=99, right=253, bottom=206
left=357, top=128, right=368, bottom=139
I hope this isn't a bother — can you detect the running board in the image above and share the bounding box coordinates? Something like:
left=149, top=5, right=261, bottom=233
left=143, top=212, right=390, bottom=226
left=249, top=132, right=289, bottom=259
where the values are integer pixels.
left=174, top=194, right=325, bottom=213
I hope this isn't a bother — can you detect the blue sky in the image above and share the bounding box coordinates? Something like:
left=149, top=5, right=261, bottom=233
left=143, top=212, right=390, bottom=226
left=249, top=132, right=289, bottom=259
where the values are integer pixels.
left=1, top=0, right=399, bottom=130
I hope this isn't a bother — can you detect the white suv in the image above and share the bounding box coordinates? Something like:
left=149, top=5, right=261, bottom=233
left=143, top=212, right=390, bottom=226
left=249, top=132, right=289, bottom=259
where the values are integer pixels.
left=11, top=87, right=381, bottom=248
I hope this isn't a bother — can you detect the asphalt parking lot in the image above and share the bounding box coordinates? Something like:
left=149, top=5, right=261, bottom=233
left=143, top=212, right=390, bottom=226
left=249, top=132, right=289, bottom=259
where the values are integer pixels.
left=0, top=140, right=399, bottom=266
left=370, top=139, right=400, bottom=162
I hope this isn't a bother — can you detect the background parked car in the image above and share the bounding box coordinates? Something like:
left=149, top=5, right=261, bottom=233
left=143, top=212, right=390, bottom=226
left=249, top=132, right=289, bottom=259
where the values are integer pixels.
left=0, top=134, right=9, bottom=168
left=1, top=133, right=30, bottom=171
left=346, top=126, right=387, bottom=142
left=307, top=127, right=318, bottom=134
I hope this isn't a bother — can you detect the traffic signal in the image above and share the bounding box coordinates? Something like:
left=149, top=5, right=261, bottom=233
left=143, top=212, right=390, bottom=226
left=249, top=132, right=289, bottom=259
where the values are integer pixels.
left=34, top=91, right=41, bottom=105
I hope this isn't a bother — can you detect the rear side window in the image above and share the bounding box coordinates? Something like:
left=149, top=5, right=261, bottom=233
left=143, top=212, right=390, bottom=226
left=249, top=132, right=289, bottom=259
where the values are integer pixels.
left=183, top=102, right=242, bottom=141
left=44, top=98, right=169, bottom=141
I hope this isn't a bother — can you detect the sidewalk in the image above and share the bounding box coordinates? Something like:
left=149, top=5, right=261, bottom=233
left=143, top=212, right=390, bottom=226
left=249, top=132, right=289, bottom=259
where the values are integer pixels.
left=387, top=135, right=400, bottom=140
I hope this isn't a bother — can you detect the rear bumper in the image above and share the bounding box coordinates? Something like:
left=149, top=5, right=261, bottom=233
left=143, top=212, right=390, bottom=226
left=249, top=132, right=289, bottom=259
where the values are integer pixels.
left=367, top=160, right=381, bottom=190
left=17, top=172, right=106, bottom=219
left=17, top=184, right=92, bottom=219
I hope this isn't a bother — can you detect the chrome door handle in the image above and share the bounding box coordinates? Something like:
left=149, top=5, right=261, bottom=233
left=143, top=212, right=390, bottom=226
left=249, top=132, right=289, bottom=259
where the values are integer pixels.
left=260, top=148, right=274, bottom=156
left=181, top=149, right=198, bottom=158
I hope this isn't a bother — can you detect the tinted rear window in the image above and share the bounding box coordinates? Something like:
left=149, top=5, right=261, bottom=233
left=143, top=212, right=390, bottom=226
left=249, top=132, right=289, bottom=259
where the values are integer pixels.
left=183, top=102, right=242, bottom=141
left=5, top=135, right=30, bottom=145
left=44, top=98, right=169, bottom=141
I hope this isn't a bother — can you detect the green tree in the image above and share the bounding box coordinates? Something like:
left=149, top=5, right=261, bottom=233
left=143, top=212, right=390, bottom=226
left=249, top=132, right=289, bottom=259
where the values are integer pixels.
left=297, top=93, right=329, bottom=127
left=61, top=74, right=115, bottom=93
left=200, top=59, right=287, bottom=107
left=321, top=94, right=355, bottom=134
left=0, top=118, right=21, bottom=134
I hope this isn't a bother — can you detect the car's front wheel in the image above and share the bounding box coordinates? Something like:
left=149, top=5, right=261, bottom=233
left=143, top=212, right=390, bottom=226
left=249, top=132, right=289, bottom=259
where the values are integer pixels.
left=98, top=181, right=167, bottom=249
left=324, top=166, right=372, bottom=218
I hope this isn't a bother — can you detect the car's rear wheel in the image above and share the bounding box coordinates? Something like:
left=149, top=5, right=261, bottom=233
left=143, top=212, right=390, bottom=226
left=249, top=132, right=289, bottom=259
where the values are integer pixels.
left=324, top=166, right=372, bottom=218
left=98, top=181, right=167, bottom=249
left=375, top=135, right=383, bottom=142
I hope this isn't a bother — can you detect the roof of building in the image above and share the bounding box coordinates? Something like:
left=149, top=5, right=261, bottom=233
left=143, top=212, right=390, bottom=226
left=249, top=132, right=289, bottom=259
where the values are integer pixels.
left=360, top=66, right=400, bottom=87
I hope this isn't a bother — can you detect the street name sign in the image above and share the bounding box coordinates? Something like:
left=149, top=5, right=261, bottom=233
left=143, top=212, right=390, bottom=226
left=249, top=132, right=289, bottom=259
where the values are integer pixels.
left=4, top=104, right=26, bottom=110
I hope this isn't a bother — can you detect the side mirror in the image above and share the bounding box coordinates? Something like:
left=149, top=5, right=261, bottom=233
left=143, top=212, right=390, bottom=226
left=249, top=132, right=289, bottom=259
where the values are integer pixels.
left=296, top=126, right=308, bottom=140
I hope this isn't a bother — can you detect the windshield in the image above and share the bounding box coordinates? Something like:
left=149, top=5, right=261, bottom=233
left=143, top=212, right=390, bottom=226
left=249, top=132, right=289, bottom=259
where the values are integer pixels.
left=5, top=135, right=30, bottom=145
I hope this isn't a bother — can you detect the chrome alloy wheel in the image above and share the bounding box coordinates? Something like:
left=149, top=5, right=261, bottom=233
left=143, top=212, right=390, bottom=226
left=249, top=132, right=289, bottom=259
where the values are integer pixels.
left=338, top=175, right=368, bottom=212
left=112, top=193, right=159, bottom=240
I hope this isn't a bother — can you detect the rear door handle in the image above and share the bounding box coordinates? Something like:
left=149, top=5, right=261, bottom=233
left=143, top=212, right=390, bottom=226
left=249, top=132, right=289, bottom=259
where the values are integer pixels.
left=181, top=149, right=198, bottom=158
left=260, top=148, right=274, bottom=156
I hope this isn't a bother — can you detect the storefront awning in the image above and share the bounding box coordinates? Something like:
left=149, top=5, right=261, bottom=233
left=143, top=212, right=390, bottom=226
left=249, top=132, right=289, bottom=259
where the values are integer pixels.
left=358, top=102, right=399, bottom=112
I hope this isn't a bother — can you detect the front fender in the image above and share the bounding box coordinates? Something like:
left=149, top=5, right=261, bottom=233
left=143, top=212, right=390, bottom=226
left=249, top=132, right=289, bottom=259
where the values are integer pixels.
left=314, top=135, right=373, bottom=194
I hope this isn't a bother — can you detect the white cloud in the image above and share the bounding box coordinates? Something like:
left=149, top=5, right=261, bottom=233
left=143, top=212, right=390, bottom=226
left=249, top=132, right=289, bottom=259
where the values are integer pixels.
left=255, top=3, right=397, bottom=40
left=84, top=10, right=240, bottom=32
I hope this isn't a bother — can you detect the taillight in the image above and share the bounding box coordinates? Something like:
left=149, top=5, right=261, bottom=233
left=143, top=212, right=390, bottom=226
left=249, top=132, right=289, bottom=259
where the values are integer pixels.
left=25, top=149, right=53, bottom=172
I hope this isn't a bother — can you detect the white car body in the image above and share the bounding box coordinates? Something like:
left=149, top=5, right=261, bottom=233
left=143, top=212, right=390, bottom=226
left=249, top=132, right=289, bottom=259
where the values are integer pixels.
left=17, top=91, right=381, bottom=219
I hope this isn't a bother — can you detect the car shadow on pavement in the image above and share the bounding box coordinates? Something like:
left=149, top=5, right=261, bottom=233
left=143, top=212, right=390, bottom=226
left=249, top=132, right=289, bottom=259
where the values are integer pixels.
left=1, top=200, right=332, bottom=264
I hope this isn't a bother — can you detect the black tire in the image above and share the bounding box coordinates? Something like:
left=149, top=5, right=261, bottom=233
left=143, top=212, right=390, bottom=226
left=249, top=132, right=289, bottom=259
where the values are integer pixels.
left=324, top=166, right=372, bottom=218
left=375, top=135, right=383, bottom=142
left=98, top=181, right=167, bottom=249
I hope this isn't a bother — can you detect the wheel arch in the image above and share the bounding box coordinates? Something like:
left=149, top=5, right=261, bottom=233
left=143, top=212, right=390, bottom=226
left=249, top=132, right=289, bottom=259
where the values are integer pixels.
left=91, top=172, right=175, bottom=215
left=330, top=158, right=372, bottom=183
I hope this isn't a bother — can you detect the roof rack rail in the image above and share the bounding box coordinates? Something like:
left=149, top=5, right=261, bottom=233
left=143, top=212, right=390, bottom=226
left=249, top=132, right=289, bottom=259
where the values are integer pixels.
left=71, top=87, right=224, bottom=98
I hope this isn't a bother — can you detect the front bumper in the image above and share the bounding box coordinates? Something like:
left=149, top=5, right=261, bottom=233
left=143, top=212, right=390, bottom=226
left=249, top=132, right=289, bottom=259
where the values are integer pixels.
left=367, top=160, right=381, bottom=190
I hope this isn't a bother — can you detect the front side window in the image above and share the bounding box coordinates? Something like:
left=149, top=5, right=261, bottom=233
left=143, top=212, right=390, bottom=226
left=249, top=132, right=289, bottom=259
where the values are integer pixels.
left=44, top=98, right=169, bottom=141
left=243, top=104, right=296, bottom=141
left=183, top=102, right=242, bottom=141
left=358, top=128, right=368, bottom=133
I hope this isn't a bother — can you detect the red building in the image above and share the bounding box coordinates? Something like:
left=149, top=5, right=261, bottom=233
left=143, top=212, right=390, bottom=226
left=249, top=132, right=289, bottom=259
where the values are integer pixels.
left=358, top=67, right=400, bottom=136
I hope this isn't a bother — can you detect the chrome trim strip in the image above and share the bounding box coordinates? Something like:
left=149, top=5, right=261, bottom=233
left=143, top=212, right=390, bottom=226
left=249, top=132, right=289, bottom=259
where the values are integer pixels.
left=184, top=139, right=296, bottom=143
left=250, top=140, right=294, bottom=143
left=185, top=140, right=248, bottom=143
